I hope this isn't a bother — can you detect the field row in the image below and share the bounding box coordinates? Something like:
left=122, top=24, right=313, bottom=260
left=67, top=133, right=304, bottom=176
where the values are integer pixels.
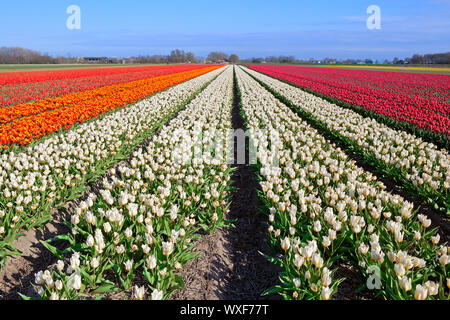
left=246, top=65, right=450, bottom=143
left=27, top=65, right=235, bottom=300
left=0, top=65, right=211, bottom=108
left=242, top=67, right=450, bottom=216
left=235, top=66, right=449, bottom=300
left=0, top=66, right=226, bottom=269
left=0, top=66, right=221, bottom=147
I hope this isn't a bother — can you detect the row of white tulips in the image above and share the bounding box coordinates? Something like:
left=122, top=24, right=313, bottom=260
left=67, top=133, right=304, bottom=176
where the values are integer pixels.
left=31, top=66, right=235, bottom=300
left=242, top=66, right=450, bottom=214
left=0, top=67, right=225, bottom=266
left=235, top=66, right=449, bottom=300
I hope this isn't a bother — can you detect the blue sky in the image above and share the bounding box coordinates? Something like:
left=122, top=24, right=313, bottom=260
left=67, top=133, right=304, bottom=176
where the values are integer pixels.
left=0, top=0, right=449, bottom=60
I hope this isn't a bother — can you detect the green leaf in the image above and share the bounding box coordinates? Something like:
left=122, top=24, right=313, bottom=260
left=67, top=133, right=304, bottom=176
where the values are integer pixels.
left=39, top=240, right=64, bottom=260
left=91, top=282, right=121, bottom=294
left=262, top=285, right=284, bottom=296
left=174, top=275, right=185, bottom=290
left=259, top=251, right=283, bottom=268
left=18, top=293, right=35, bottom=300
left=143, top=267, right=154, bottom=284
left=79, top=267, right=95, bottom=285
left=47, top=234, right=75, bottom=247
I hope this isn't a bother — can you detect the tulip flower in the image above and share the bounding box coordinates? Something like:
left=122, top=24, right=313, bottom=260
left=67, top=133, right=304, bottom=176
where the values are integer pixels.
left=162, top=241, right=174, bottom=257
left=414, top=284, right=428, bottom=300
left=281, top=237, right=290, bottom=252
left=151, top=289, right=164, bottom=300
left=399, top=276, right=412, bottom=292
left=321, top=286, right=332, bottom=300
left=55, top=280, right=63, bottom=291
left=134, top=286, right=145, bottom=300
left=146, top=255, right=157, bottom=270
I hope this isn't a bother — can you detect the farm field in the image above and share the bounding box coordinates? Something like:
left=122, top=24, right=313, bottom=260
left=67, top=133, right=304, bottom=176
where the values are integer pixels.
left=0, top=64, right=162, bottom=73
left=316, top=65, right=450, bottom=75
left=0, top=64, right=449, bottom=301
left=246, top=65, right=450, bottom=136
left=0, top=64, right=215, bottom=107
left=257, top=64, right=450, bottom=75
left=0, top=65, right=221, bottom=146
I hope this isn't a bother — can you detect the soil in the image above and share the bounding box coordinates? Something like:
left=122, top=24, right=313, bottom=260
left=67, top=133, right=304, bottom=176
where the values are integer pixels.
left=0, top=209, right=71, bottom=300
left=171, top=170, right=282, bottom=300
left=333, top=261, right=375, bottom=300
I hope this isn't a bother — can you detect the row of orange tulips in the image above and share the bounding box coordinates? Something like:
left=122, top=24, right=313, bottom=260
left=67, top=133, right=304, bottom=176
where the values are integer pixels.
left=0, top=66, right=221, bottom=147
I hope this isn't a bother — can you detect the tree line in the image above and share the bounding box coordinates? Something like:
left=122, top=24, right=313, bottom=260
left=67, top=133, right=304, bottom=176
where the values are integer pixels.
left=135, top=50, right=238, bottom=64
left=398, top=53, right=450, bottom=65
left=0, top=47, right=56, bottom=64
left=241, top=52, right=450, bottom=65
left=0, top=47, right=240, bottom=64
left=2, top=46, right=447, bottom=65
left=135, top=49, right=196, bottom=64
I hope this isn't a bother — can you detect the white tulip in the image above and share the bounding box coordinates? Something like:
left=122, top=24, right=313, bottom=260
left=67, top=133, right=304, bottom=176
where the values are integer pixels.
left=147, top=255, right=157, bottom=270
left=414, top=284, right=428, bottom=300
left=151, top=289, right=164, bottom=300
left=321, top=286, right=332, bottom=300
left=162, top=241, right=174, bottom=257
left=281, top=237, right=290, bottom=251
left=134, top=286, right=145, bottom=300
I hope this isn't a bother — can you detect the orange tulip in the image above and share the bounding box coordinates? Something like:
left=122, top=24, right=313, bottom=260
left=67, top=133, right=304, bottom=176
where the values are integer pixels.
left=0, top=66, right=221, bottom=146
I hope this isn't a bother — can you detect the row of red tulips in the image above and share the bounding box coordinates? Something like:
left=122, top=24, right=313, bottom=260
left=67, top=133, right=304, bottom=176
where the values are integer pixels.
left=246, top=65, right=450, bottom=134
left=259, top=65, right=450, bottom=103
left=0, top=65, right=211, bottom=107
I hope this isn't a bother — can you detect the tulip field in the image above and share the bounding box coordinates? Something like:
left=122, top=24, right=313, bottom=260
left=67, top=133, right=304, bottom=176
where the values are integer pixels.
left=0, top=65, right=220, bottom=146
left=246, top=65, right=450, bottom=136
left=0, top=64, right=449, bottom=301
left=236, top=66, right=449, bottom=300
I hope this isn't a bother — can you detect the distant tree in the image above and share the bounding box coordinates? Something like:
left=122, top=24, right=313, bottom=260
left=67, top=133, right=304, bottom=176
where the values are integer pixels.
left=278, top=56, right=296, bottom=63
left=402, top=52, right=450, bottom=64
left=186, top=52, right=196, bottom=63
left=251, top=57, right=264, bottom=63
left=207, top=52, right=229, bottom=62
left=424, top=54, right=433, bottom=64
left=229, top=54, right=239, bottom=64
left=0, top=47, right=55, bottom=64
left=266, top=56, right=279, bottom=63
left=169, top=49, right=186, bottom=63
left=410, top=54, right=425, bottom=64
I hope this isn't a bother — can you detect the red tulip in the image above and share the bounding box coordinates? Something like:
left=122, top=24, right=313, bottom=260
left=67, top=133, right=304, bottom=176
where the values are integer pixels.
left=247, top=64, right=450, bottom=134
